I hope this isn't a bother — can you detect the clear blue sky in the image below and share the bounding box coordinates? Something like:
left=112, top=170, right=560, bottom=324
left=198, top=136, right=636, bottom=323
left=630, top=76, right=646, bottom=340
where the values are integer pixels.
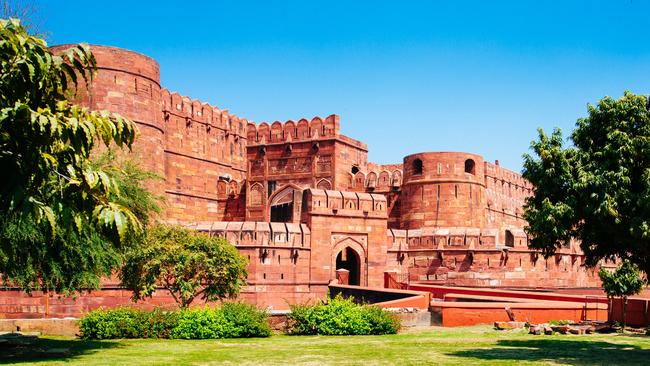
left=40, top=0, right=649, bottom=171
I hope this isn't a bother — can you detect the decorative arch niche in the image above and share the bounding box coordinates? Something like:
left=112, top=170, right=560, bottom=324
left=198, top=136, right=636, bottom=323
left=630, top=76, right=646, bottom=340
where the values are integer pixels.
left=249, top=183, right=264, bottom=206
left=316, top=179, right=332, bottom=191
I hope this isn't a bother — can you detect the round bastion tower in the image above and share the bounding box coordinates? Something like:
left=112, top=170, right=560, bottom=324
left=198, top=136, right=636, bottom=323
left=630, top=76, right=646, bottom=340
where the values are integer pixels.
left=400, top=152, right=486, bottom=229
left=50, top=44, right=165, bottom=196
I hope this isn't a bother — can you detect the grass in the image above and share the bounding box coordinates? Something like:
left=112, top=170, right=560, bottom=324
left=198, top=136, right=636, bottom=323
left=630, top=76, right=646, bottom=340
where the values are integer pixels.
left=2, top=326, right=650, bottom=365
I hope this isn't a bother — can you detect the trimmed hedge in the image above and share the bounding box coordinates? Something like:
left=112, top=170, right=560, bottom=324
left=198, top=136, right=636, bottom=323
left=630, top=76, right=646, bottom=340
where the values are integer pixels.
left=79, top=302, right=270, bottom=340
left=287, top=295, right=400, bottom=335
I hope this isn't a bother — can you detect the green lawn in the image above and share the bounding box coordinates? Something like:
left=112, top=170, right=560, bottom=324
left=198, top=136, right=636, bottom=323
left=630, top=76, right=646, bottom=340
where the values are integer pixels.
left=3, top=326, right=650, bottom=366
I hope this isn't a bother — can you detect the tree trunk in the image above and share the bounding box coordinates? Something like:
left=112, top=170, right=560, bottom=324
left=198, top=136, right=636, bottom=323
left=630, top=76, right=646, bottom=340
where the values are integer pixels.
left=607, top=296, right=613, bottom=326
left=622, top=296, right=628, bottom=332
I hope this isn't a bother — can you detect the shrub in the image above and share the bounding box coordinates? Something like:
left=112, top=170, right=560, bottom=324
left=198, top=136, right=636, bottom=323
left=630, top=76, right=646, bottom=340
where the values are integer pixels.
left=170, top=306, right=230, bottom=339
left=287, top=295, right=400, bottom=336
left=79, top=307, right=151, bottom=340
left=79, top=302, right=270, bottom=340
left=145, top=308, right=181, bottom=338
left=170, top=302, right=270, bottom=339
left=221, top=301, right=272, bottom=338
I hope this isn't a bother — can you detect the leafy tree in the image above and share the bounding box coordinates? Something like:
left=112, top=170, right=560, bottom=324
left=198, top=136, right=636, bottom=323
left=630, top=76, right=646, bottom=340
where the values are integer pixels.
left=523, top=92, right=650, bottom=273
left=599, top=261, right=646, bottom=331
left=0, top=1, right=43, bottom=36
left=90, top=150, right=163, bottom=229
left=120, top=225, right=248, bottom=308
left=0, top=19, right=142, bottom=293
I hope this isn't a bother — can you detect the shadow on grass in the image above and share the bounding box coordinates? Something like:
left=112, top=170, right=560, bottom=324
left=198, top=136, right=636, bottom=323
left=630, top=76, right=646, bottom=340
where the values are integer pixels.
left=449, top=338, right=650, bottom=366
left=0, top=336, right=121, bottom=364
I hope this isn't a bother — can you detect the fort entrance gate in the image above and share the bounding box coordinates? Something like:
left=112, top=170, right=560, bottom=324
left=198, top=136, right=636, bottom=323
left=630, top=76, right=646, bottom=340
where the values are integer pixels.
left=336, top=247, right=361, bottom=286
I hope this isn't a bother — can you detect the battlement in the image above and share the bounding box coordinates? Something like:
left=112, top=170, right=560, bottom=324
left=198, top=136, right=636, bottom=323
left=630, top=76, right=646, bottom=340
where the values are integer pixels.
left=303, top=188, right=387, bottom=218
left=348, top=164, right=404, bottom=191
left=178, top=221, right=311, bottom=248
left=161, top=89, right=250, bottom=138
left=387, top=226, right=530, bottom=251
left=247, top=115, right=341, bottom=145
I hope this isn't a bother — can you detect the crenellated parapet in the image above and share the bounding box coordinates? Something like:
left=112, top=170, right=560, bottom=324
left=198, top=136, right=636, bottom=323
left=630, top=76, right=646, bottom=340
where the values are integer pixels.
left=247, top=115, right=340, bottom=145
left=346, top=163, right=404, bottom=192
left=161, top=89, right=249, bottom=138
left=180, top=221, right=311, bottom=248
left=160, top=88, right=249, bottom=174
left=387, top=227, right=528, bottom=252
left=302, top=188, right=387, bottom=219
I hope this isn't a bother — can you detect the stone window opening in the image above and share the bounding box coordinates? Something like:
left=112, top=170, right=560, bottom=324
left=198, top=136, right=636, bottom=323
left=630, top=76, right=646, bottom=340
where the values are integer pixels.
left=505, top=230, right=515, bottom=247
left=464, top=159, right=476, bottom=175
left=351, top=165, right=360, bottom=175
left=413, top=158, right=423, bottom=175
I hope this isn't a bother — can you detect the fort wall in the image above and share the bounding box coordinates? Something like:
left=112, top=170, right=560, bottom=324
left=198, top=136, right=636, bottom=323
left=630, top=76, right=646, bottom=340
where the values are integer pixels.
left=3, top=44, right=606, bottom=319
left=50, top=44, right=166, bottom=196
left=160, top=88, right=248, bottom=222
left=400, top=152, right=486, bottom=229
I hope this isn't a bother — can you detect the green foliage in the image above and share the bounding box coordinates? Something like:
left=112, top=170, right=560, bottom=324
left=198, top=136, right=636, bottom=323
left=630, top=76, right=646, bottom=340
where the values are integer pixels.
left=79, top=308, right=157, bottom=340
left=0, top=19, right=145, bottom=293
left=90, top=150, right=163, bottom=228
left=598, top=260, right=646, bottom=299
left=170, top=303, right=271, bottom=339
left=120, top=225, right=248, bottom=308
left=287, top=295, right=400, bottom=336
left=0, top=151, right=160, bottom=293
left=220, top=301, right=272, bottom=338
left=523, top=92, right=650, bottom=272
left=548, top=320, right=572, bottom=326
left=79, top=303, right=270, bottom=340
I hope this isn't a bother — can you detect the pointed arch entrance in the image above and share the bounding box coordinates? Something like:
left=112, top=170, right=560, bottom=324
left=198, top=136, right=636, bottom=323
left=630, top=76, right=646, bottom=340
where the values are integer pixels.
left=336, top=247, right=361, bottom=286
left=331, top=236, right=367, bottom=286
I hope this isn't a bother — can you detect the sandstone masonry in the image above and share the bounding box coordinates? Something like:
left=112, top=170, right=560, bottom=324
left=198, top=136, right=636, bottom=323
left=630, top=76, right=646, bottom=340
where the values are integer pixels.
left=0, top=45, right=602, bottom=318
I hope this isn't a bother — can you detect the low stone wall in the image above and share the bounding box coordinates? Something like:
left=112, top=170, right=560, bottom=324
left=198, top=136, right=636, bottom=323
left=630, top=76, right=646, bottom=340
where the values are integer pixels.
left=430, top=301, right=607, bottom=327
left=406, top=283, right=608, bottom=304
left=0, top=318, right=79, bottom=337
left=329, top=284, right=430, bottom=310
left=609, top=297, right=650, bottom=326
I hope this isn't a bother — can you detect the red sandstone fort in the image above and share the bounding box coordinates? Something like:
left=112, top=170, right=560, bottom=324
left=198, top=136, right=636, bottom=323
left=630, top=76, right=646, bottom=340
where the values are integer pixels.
left=1, top=45, right=608, bottom=319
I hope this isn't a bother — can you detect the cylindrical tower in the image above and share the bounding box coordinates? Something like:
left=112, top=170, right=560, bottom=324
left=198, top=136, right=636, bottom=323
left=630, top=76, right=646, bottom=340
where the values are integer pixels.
left=51, top=44, right=165, bottom=196
left=400, top=152, right=486, bottom=229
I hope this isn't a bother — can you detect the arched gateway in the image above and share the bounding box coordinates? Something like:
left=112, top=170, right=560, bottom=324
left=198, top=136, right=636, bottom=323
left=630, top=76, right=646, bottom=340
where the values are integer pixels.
left=336, top=247, right=361, bottom=286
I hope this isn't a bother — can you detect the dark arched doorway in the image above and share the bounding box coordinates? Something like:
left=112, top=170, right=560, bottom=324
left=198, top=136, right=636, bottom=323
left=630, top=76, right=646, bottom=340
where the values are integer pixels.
left=269, top=185, right=296, bottom=222
left=336, top=247, right=360, bottom=286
